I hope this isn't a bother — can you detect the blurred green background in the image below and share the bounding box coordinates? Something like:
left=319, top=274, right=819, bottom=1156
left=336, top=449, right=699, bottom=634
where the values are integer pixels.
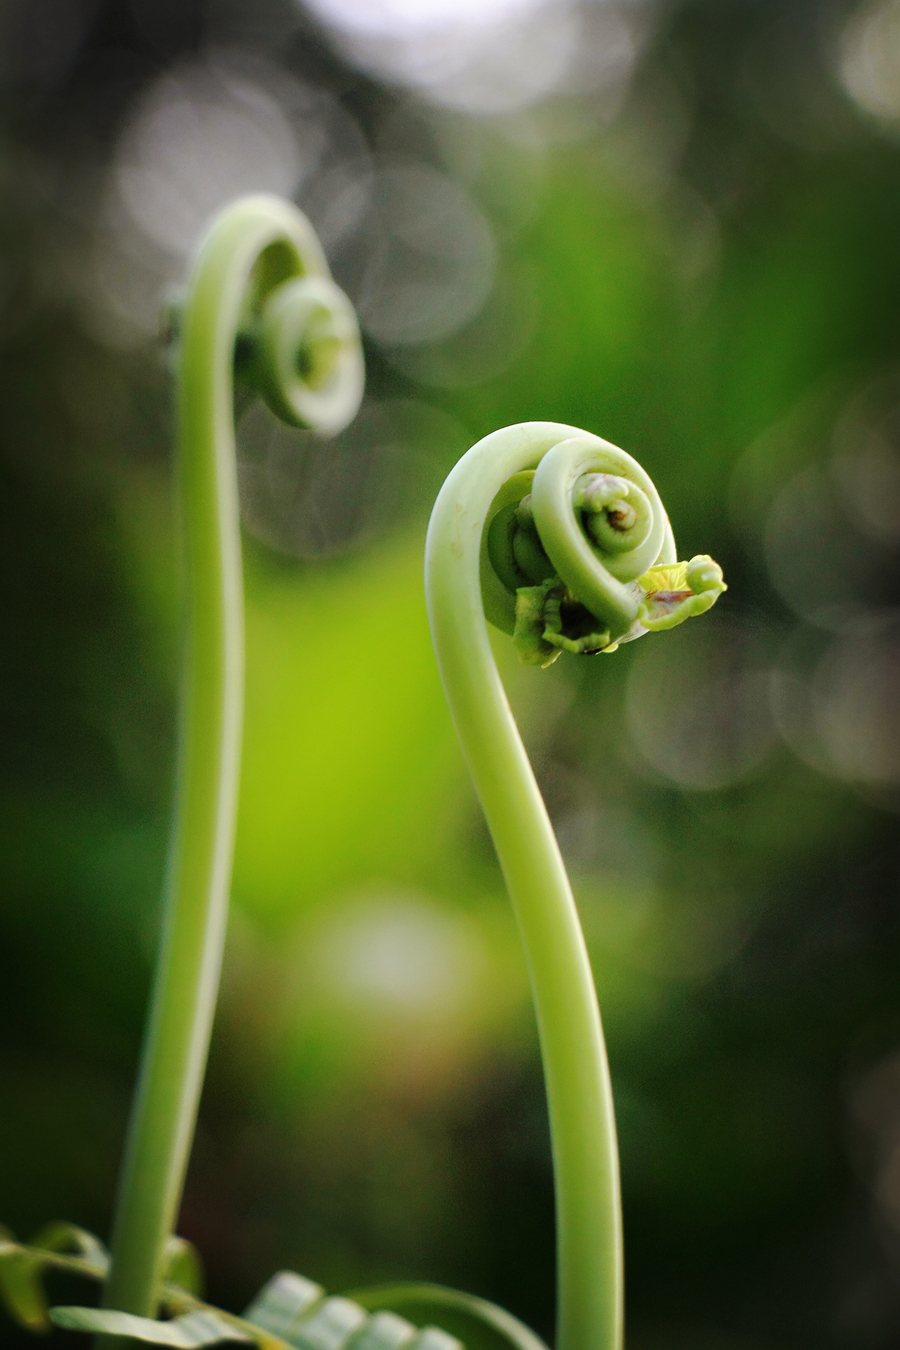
left=4, top=1, right=900, bottom=1346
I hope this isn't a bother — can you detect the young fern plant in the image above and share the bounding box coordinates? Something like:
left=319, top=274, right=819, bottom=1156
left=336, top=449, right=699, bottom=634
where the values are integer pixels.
left=0, top=197, right=725, bottom=1350
left=424, top=424, right=726, bottom=1350
left=103, top=193, right=365, bottom=1329
left=0, top=195, right=540, bottom=1350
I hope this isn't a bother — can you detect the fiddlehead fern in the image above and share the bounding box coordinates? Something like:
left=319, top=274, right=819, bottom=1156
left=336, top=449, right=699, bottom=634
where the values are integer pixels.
left=425, top=423, right=725, bottom=1350
left=481, top=433, right=722, bottom=663
left=101, top=194, right=364, bottom=1323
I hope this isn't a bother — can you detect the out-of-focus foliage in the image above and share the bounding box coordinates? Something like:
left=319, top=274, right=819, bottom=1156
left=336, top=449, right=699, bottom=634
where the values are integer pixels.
left=3, top=2, right=900, bottom=1349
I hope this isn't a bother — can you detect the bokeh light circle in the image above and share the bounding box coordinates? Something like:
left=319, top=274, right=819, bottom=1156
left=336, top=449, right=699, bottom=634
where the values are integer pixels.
left=626, top=615, right=777, bottom=791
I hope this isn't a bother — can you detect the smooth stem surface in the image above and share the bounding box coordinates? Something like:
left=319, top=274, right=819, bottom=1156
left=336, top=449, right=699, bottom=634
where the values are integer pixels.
left=425, top=423, right=623, bottom=1350
left=102, top=198, right=331, bottom=1320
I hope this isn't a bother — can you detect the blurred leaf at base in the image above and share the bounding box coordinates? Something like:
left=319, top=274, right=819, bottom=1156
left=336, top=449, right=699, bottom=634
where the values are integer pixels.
left=50, top=1307, right=250, bottom=1347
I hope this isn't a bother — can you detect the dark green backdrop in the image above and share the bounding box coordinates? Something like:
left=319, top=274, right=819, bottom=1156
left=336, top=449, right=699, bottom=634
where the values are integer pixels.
left=3, top=2, right=900, bottom=1347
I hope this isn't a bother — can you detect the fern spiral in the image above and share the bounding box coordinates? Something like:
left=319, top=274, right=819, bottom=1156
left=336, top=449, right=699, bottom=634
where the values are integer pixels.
left=103, top=195, right=364, bottom=1322
left=425, top=423, right=725, bottom=1350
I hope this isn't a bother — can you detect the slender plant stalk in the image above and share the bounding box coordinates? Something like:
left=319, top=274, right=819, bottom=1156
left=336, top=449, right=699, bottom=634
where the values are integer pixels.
left=425, top=423, right=725, bottom=1350
left=101, top=195, right=363, bottom=1322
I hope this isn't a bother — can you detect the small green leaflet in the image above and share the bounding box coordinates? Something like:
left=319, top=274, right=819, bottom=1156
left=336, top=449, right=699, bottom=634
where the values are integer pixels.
left=243, top=1271, right=324, bottom=1338
left=0, top=1223, right=109, bottom=1332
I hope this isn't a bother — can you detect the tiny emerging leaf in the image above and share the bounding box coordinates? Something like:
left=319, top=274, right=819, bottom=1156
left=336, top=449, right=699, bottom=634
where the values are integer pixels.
left=512, top=581, right=612, bottom=666
left=635, top=554, right=726, bottom=632
left=510, top=556, right=726, bottom=665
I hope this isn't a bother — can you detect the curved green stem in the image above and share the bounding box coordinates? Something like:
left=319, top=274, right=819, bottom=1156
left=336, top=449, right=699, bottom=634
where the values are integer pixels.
left=425, top=423, right=724, bottom=1350
left=426, top=423, right=625, bottom=1350
left=102, top=195, right=363, bottom=1321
